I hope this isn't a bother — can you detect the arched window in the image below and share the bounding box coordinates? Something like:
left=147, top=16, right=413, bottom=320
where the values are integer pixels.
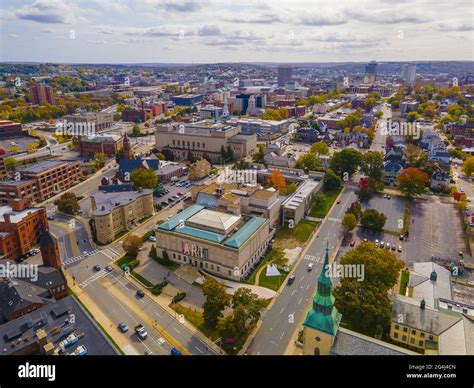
left=314, top=347, right=320, bottom=355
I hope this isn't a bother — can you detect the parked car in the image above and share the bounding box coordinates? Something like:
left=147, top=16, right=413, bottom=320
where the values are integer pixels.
left=47, top=215, right=55, bottom=220
left=399, top=235, right=404, bottom=241
left=118, top=322, right=129, bottom=333
left=350, top=240, right=356, bottom=247
left=391, top=245, right=396, bottom=251
left=380, top=241, right=385, bottom=248
left=397, top=245, right=402, bottom=252
left=105, top=265, right=113, bottom=272
left=148, top=236, right=157, bottom=242
left=287, top=275, right=296, bottom=285
left=386, top=243, right=390, bottom=249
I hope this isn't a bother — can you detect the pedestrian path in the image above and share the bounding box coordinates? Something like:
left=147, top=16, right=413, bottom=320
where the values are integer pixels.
left=79, top=269, right=110, bottom=288
left=63, top=248, right=99, bottom=267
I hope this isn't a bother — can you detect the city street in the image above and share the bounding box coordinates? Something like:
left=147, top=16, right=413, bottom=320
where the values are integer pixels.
left=246, top=184, right=357, bottom=355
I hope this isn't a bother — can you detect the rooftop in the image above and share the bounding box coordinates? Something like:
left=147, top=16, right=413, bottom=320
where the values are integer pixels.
left=0, top=205, right=43, bottom=224
left=19, top=160, right=77, bottom=175
left=187, top=208, right=241, bottom=234
left=91, top=189, right=153, bottom=216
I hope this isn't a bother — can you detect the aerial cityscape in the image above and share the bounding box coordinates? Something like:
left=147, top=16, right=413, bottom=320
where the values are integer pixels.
left=0, top=0, right=473, bottom=385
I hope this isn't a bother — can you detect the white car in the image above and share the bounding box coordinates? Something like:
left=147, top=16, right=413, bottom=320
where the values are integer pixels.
left=148, top=236, right=157, bottom=242
left=82, top=251, right=88, bottom=257
left=307, top=263, right=314, bottom=271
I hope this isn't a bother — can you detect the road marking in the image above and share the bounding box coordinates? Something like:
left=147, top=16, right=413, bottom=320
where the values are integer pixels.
left=298, top=297, right=302, bottom=305
left=173, top=327, right=181, bottom=334
left=79, top=269, right=109, bottom=288
left=279, top=332, right=284, bottom=340
left=194, top=346, right=204, bottom=354
left=279, top=307, right=284, bottom=314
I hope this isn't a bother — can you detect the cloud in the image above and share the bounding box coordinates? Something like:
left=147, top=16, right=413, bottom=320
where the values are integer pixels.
left=87, top=39, right=108, bottom=45
left=226, top=14, right=281, bottom=24
left=198, top=25, right=221, bottom=36
left=437, top=23, right=474, bottom=32
left=299, top=13, right=348, bottom=26
left=161, top=1, right=202, bottom=13
left=346, top=9, right=429, bottom=24
left=16, top=0, right=74, bottom=24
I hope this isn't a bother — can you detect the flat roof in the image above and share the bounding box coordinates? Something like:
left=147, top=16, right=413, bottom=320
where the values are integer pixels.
left=0, top=205, right=42, bottom=224
left=19, top=160, right=76, bottom=174
left=0, top=296, right=118, bottom=355
left=91, top=189, right=153, bottom=216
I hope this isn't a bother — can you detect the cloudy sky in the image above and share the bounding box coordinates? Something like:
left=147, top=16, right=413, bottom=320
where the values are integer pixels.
left=0, top=0, right=473, bottom=63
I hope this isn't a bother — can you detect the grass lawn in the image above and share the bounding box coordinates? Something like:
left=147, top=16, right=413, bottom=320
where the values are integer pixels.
left=309, top=187, right=342, bottom=219
left=399, top=270, right=410, bottom=295
left=275, top=219, right=318, bottom=248
left=171, top=304, right=250, bottom=355
left=256, top=249, right=291, bottom=291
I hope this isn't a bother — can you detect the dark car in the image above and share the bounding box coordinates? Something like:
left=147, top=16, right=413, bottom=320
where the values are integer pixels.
left=287, top=275, right=296, bottom=285
left=93, top=265, right=101, bottom=272
left=350, top=240, right=356, bottom=247
left=118, top=322, right=129, bottom=333
left=136, top=290, right=145, bottom=298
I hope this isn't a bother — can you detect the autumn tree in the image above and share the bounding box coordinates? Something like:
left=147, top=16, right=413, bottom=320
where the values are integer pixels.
left=202, top=278, right=231, bottom=329
left=122, top=234, right=143, bottom=257
left=57, top=192, right=80, bottom=215
left=397, top=167, right=429, bottom=198
left=334, top=243, right=404, bottom=337
left=462, top=156, right=474, bottom=177
left=268, top=169, right=286, bottom=191
left=4, top=157, right=16, bottom=172
left=93, top=152, right=107, bottom=170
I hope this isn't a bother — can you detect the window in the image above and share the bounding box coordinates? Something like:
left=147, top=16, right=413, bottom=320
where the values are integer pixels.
left=395, top=324, right=399, bottom=330
left=393, top=332, right=398, bottom=339
left=410, top=338, right=415, bottom=344
left=403, top=327, right=408, bottom=333
left=418, top=340, right=424, bottom=346
left=411, top=329, right=416, bottom=335
left=315, top=336, right=321, bottom=342
left=402, top=335, right=407, bottom=341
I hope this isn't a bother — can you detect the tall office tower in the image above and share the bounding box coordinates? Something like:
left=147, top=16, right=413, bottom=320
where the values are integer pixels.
left=364, top=61, right=378, bottom=84
left=29, top=83, right=55, bottom=105
left=277, top=65, right=293, bottom=87
left=401, top=64, right=417, bottom=86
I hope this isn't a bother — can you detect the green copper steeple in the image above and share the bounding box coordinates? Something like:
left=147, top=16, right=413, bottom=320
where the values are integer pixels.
left=302, top=241, right=342, bottom=336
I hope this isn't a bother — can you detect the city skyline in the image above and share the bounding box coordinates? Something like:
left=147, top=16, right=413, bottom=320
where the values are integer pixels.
left=1, top=0, right=473, bottom=64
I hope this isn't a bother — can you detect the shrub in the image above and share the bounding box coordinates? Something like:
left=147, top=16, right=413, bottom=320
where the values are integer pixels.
left=172, top=292, right=186, bottom=304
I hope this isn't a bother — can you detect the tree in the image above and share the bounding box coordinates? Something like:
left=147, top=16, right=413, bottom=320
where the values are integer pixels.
left=225, top=145, right=234, bottom=162
left=360, top=151, right=384, bottom=181
left=397, top=167, right=429, bottom=198
left=115, top=148, right=125, bottom=163
left=268, top=169, right=286, bottom=191
left=360, top=209, right=387, bottom=231
left=252, top=144, right=265, bottom=164
left=295, top=152, right=321, bottom=172
left=342, top=213, right=357, bottom=235
left=334, top=243, right=404, bottom=337
left=132, top=124, right=141, bottom=137
left=155, top=152, right=165, bottom=160
left=27, top=142, right=39, bottom=154
left=202, top=278, right=231, bottom=329
left=4, top=157, right=16, bottom=172
left=93, top=152, right=107, bottom=170
left=324, top=169, right=342, bottom=190
left=310, top=141, right=329, bottom=156
left=462, top=156, right=474, bottom=177
left=329, top=149, right=363, bottom=178
left=8, top=145, right=19, bottom=154
left=122, top=234, right=143, bottom=257
left=406, top=111, right=420, bottom=123
left=404, top=144, right=422, bottom=166
left=130, top=168, right=157, bottom=189
left=57, top=192, right=79, bottom=215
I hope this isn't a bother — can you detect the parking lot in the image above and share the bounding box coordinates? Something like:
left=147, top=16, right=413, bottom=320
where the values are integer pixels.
left=360, top=193, right=406, bottom=233
left=337, top=197, right=467, bottom=268
left=154, top=177, right=192, bottom=209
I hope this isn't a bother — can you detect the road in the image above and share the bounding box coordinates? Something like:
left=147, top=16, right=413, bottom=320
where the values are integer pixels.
left=50, top=218, right=217, bottom=355
left=246, top=184, right=357, bottom=355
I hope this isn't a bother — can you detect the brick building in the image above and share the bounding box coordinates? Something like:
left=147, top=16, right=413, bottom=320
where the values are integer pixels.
left=78, top=134, right=123, bottom=157
left=0, top=120, right=26, bottom=139
left=29, top=84, right=55, bottom=105
left=0, top=160, right=82, bottom=203
left=0, top=198, right=48, bottom=261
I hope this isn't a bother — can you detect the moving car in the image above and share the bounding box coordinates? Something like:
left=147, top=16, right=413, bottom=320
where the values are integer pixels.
left=287, top=275, right=296, bottom=285
left=118, top=322, right=129, bottom=333
left=307, top=263, right=314, bottom=271
left=47, top=215, right=54, bottom=220
left=105, top=265, right=113, bottom=272
left=170, top=347, right=182, bottom=356
left=136, top=290, right=145, bottom=298
left=134, top=324, right=148, bottom=339
left=93, top=265, right=101, bottom=271
left=148, top=236, right=157, bottom=242
left=350, top=240, right=356, bottom=247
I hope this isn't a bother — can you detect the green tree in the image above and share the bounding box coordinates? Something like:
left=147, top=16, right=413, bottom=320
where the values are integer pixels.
left=310, top=141, right=329, bottom=156
left=252, top=144, right=265, bottom=164
left=360, top=209, right=387, bottom=231
left=57, top=192, right=80, bottom=215
left=130, top=168, right=158, bottom=189
left=324, top=169, right=342, bottom=190
left=115, top=148, right=125, bottom=163
left=329, top=149, right=363, bottom=178
left=334, top=243, right=404, bottom=337
left=360, top=151, right=384, bottom=181
left=4, top=157, right=17, bottom=173
left=132, top=124, right=141, bottom=137
left=342, top=213, right=357, bottom=235
left=295, top=152, right=321, bottom=172
left=93, top=152, right=107, bottom=170
left=202, top=278, right=231, bottom=329
left=462, top=156, right=474, bottom=177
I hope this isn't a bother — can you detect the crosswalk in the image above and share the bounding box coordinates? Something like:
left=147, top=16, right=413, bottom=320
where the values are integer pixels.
left=79, top=269, right=110, bottom=288
left=63, top=247, right=121, bottom=267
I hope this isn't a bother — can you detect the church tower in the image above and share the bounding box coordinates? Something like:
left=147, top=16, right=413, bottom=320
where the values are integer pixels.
left=40, top=230, right=62, bottom=269
left=302, top=242, right=341, bottom=355
left=123, top=132, right=133, bottom=161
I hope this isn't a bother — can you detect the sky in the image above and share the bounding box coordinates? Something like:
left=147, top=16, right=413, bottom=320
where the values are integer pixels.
left=0, top=0, right=473, bottom=64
